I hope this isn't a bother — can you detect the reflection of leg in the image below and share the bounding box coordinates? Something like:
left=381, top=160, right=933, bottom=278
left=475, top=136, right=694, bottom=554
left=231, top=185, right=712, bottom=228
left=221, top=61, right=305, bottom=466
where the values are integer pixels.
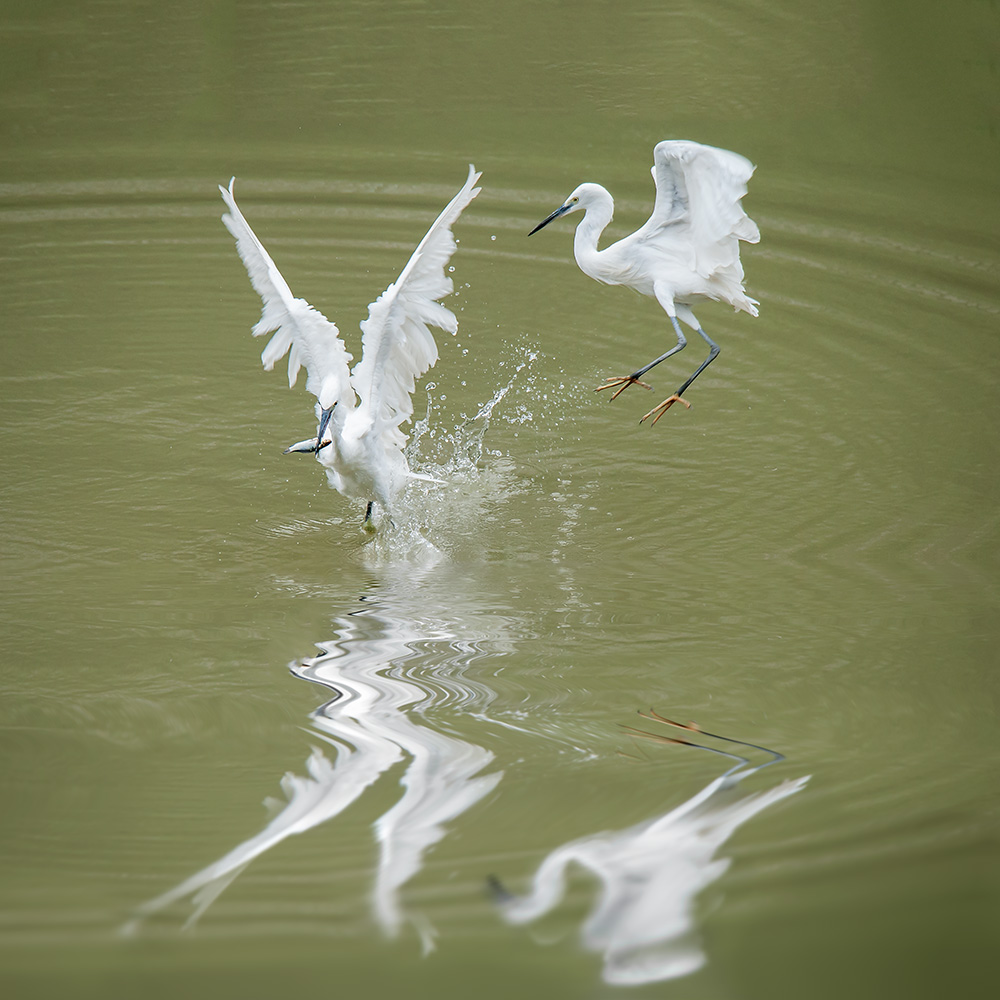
left=625, top=708, right=784, bottom=769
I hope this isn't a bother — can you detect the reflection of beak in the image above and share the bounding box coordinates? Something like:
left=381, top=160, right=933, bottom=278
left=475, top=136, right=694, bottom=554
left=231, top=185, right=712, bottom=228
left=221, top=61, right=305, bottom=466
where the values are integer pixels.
left=528, top=202, right=574, bottom=235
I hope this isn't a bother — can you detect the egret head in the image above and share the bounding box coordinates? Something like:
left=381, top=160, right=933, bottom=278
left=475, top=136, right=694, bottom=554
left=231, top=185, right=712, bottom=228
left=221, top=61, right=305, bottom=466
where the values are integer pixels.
left=528, top=183, right=609, bottom=235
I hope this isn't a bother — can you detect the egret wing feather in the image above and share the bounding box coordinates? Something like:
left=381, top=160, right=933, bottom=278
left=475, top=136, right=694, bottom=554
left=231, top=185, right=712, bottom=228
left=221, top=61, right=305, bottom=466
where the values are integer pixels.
left=220, top=178, right=353, bottom=410
left=351, top=165, right=482, bottom=451
left=642, top=141, right=759, bottom=274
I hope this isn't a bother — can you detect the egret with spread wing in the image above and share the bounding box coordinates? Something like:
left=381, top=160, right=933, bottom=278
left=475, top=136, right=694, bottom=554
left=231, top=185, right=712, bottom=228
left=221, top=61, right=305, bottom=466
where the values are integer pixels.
left=220, top=166, right=481, bottom=527
left=528, top=141, right=758, bottom=424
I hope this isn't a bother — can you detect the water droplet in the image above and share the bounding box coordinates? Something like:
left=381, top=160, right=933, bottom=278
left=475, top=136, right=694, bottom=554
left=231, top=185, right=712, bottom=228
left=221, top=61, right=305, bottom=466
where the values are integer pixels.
left=490, top=235, right=496, bottom=241
left=448, top=265, right=455, bottom=272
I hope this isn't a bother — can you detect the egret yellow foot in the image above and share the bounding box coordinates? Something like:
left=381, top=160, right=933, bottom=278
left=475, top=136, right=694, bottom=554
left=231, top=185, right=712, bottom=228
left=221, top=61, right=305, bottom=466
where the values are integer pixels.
left=640, top=394, right=691, bottom=425
left=595, top=375, right=652, bottom=400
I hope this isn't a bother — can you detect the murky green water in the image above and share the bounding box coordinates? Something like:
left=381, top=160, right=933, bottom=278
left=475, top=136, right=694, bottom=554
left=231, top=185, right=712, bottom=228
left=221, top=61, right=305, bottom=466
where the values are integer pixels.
left=2, top=1, right=997, bottom=997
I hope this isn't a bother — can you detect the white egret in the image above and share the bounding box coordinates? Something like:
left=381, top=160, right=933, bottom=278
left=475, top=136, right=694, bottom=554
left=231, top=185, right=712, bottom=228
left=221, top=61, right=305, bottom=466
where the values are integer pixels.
left=219, top=165, right=481, bottom=526
left=529, top=141, right=759, bottom=424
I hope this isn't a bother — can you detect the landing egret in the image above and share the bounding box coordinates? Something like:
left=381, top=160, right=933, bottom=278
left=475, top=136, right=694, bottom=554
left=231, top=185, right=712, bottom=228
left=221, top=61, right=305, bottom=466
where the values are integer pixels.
left=529, top=141, right=759, bottom=424
left=219, top=165, right=481, bottom=526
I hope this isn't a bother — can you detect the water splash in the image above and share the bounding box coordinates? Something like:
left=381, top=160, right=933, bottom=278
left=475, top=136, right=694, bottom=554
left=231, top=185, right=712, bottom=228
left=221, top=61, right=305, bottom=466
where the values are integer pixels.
left=407, top=345, right=537, bottom=474
left=357, top=347, right=537, bottom=567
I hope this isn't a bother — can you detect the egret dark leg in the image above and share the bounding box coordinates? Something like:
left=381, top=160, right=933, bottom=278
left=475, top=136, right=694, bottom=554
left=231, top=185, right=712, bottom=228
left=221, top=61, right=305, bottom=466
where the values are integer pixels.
left=360, top=501, right=379, bottom=535
left=674, top=326, right=720, bottom=397
left=641, top=327, right=720, bottom=425
left=632, top=316, right=689, bottom=379
left=596, top=316, right=687, bottom=399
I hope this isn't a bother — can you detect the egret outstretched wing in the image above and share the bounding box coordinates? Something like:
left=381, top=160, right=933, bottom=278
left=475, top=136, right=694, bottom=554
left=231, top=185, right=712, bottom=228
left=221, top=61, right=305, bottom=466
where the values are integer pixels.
left=530, top=138, right=759, bottom=421
left=641, top=141, right=759, bottom=277
left=350, top=165, right=482, bottom=451
left=219, top=178, right=353, bottom=410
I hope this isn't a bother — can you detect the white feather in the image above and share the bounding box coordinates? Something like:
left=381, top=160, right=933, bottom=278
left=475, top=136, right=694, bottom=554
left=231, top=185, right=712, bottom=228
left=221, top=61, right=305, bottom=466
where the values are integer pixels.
left=639, top=141, right=759, bottom=311
left=219, top=167, right=481, bottom=514
left=351, top=165, right=482, bottom=452
left=219, top=178, right=354, bottom=409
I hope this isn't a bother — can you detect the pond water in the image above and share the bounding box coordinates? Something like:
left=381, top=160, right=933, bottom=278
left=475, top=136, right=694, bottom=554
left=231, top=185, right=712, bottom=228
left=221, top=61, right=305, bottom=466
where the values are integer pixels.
left=1, top=2, right=997, bottom=998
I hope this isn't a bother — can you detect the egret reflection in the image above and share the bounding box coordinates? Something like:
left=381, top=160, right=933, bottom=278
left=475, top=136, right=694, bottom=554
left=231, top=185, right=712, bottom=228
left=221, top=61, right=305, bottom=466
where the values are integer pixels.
left=491, top=713, right=808, bottom=986
left=123, top=586, right=505, bottom=946
left=296, top=634, right=502, bottom=949
left=122, top=570, right=806, bottom=985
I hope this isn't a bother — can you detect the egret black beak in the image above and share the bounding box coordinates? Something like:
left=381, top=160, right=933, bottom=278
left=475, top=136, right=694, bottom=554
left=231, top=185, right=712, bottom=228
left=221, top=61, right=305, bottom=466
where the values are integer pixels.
left=285, top=402, right=337, bottom=454
left=528, top=202, right=573, bottom=236
left=314, top=402, right=336, bottom=451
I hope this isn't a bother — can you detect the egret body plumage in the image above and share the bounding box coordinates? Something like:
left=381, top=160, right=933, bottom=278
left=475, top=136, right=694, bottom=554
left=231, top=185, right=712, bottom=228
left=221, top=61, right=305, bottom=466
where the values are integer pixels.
left=529, top=141, right=759, bottom=423
left=219, top=166, right=481, bottom=526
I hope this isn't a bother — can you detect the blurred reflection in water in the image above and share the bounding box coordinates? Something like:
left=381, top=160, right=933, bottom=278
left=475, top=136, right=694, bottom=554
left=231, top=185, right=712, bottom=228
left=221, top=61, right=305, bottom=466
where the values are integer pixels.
left=122, top=572, right=807, bottom=979
left=298, top=619, right=503, bottom=949
left=122, top=580, right=505, bottom=948
left=121, top=355, right=541, bottom=944
left=492, top=715, right=808, bottom=986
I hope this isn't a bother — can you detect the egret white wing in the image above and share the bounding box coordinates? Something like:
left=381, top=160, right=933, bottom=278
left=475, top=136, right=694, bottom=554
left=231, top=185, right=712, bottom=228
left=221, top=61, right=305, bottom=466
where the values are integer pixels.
left=350, top=165, right=482, bottom=451
left=220, top=178, right=353, bottom=410
left=641, top=141, right=759, bottom=275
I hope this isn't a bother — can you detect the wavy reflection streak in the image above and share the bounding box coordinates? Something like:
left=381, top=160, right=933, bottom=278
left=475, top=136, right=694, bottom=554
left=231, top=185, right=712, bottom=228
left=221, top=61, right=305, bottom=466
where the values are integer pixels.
left=124, top=592, right=505, bottom=946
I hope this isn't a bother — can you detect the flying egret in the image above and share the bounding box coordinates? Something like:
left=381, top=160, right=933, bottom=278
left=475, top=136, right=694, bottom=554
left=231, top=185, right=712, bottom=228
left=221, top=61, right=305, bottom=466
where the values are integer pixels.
left=219, top=165, right=481, bottom=527
left=528, top=141, right=759, bottom=424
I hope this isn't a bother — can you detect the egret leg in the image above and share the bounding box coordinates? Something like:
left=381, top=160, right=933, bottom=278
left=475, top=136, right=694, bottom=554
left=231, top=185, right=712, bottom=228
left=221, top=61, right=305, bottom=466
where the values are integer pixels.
left=361, top=501, right=382, bottom=535
left=596, top=316, right=687, bottom=399
left=640, top=327, right=720, bottom=425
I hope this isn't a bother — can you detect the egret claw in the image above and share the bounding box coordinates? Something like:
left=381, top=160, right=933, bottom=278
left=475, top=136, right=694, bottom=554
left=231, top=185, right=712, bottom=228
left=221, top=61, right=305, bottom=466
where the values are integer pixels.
left=639, top=394, right=691, bottom=425
left=595, top=376, right=653, bottom=400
